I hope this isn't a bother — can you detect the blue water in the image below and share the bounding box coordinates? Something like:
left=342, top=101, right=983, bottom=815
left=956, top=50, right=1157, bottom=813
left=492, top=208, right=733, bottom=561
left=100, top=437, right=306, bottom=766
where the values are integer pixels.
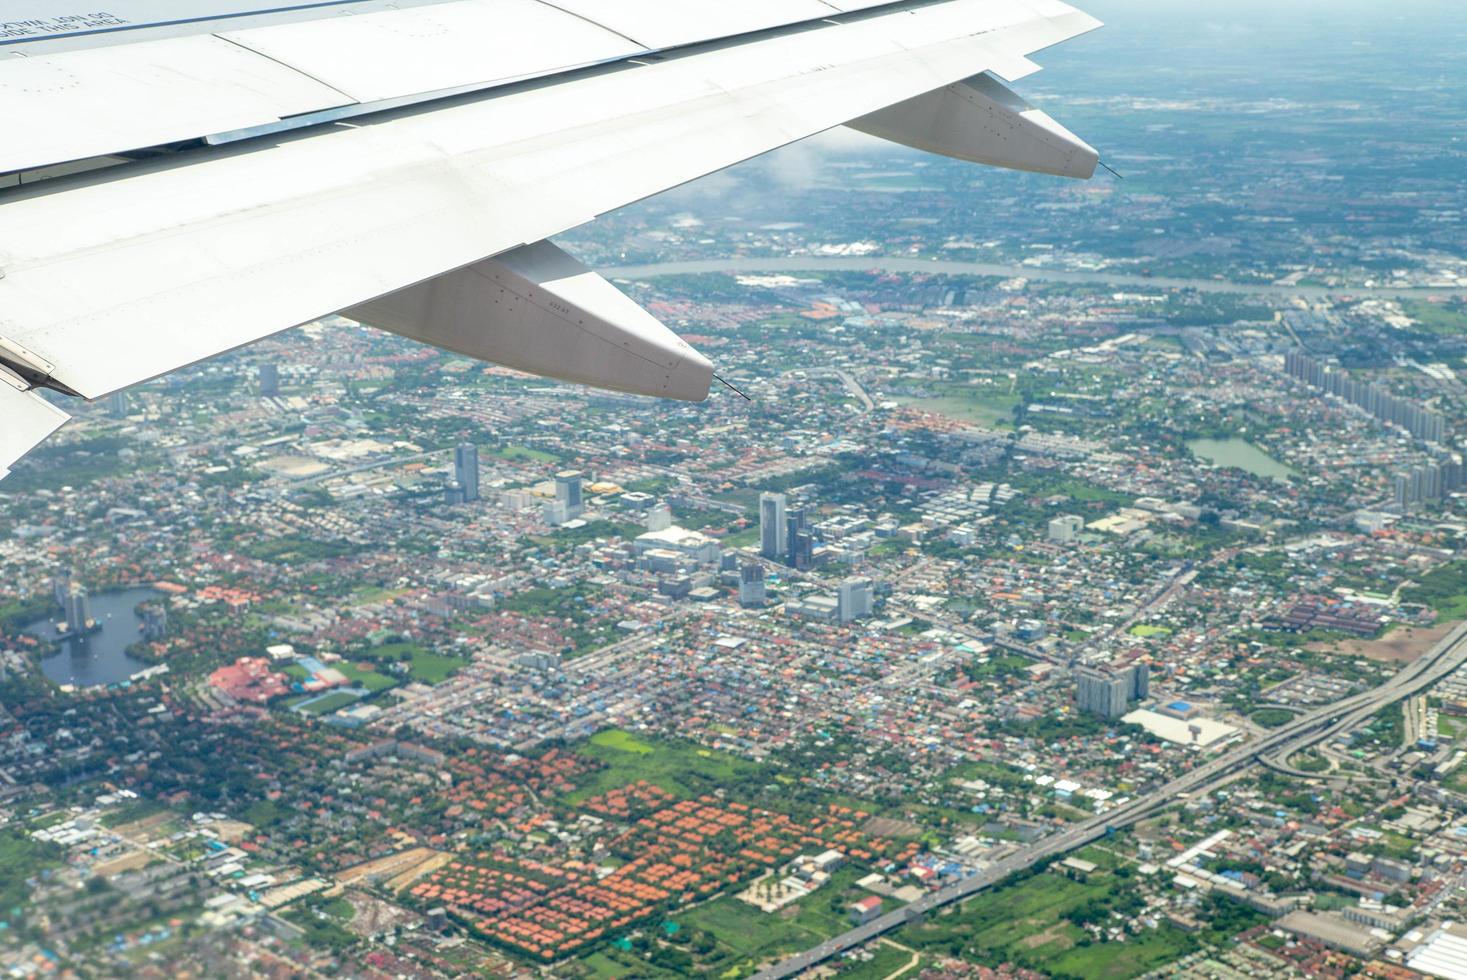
left=27, top=587, right=162, bottom=688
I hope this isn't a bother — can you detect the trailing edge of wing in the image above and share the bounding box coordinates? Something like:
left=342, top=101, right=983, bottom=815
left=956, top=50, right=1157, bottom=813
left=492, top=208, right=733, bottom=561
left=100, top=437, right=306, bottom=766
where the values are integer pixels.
left=0, top=0, right=927, bottom=176
left=0, top=370, right=69, bottom=483
left=0, top=0, right=1101, bottom=404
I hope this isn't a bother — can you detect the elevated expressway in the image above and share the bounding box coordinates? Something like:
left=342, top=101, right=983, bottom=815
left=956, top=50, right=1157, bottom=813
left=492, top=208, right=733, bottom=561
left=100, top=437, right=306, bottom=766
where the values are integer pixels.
left=754, top=621, right=1467, bottom=978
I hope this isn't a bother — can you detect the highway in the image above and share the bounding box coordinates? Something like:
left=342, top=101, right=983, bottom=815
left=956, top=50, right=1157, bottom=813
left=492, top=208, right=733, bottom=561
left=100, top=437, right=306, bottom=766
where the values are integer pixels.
left=603, top=257, right=1467, bottom=300
left=753, top=621, right=1467, bottom=978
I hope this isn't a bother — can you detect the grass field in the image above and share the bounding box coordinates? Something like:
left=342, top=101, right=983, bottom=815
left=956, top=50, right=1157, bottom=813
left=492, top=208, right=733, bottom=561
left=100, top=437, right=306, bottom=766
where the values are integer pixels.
left=0, top=828, right=61, bottom=912
left=568, top=729, right=769, bottom=803
left=296, top=690, right=362, bottom=715
left=1403, top=560, right=1467, bottom=621
left=370, top=643, right=464, bottom=684
left=1250, top=707, right=1296, bottom=728
left=592, top=729, right=656, bottom=754
left=681, top=895, right=841, bottom=976
left=492, top=444, right=559, bottom=463
left=834, top=943, right=922, bottom=979
left=1128, top=624, right=1172, bottom=638
left=335, top=661, right=398, bottom=692
left=898, top=866, right=1197, bottom=979
left=895, top=390, right=1020, bottom=429
left=404, top=651, right=464, bottom=684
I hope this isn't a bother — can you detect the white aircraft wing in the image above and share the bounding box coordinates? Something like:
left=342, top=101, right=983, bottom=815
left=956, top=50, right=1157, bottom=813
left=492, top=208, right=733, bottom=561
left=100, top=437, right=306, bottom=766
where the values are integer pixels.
left=0, top=0, right=1100, bottom=480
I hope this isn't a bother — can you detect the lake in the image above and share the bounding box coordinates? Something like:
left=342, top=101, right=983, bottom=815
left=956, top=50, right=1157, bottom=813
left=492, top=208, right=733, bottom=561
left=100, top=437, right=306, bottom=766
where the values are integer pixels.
left=1187, top=438, right=1297, bottom=482
left=27, top=587, right=163, bottom=688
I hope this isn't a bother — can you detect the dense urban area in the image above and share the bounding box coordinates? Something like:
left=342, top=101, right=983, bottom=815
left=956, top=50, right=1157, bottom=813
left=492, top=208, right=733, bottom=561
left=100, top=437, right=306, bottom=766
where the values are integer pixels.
left=3, top=2, right=1467, bottom=979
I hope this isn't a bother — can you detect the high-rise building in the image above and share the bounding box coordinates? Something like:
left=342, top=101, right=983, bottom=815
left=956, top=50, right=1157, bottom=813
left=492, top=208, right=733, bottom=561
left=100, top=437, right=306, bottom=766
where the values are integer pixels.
left=1128, top=661, right=1149, bottom=700
left=444, top=482, right=466, bottom=506
left=738, top=563, right=766, bottom=608
left=1075, top=666, right=1129, bottom=719
left=759, top=492, right=787, bottom=560
left=1048, top=514, right=1083, bottom=543
left=107, top=391, right=129, bottom=419
left=786, top=508, right=814, bottom=568
left=1286, top=349, right=1447, bottom=443
left=63, top=586, right=91, bottom=635
left=645, top=502, right=672, bottom=532
left=52, top=570, right=72, bottom=609
left=1075, top=662, right=1149, bottom=718
left=454, top=443, right=481, bottom=503
left=555, top=470, right=584, bottom=518
left=258, top=362, right=280, bottom=397
left=140, top=602, right=168, bottom=641
left=789, top=530, right=815, bottom=570
left=837, top=577, right=874, bottom=623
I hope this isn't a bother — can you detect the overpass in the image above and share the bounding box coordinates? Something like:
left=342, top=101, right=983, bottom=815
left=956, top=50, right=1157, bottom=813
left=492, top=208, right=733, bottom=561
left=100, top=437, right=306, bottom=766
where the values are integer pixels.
left=753, top=621, right=1467, bottom=978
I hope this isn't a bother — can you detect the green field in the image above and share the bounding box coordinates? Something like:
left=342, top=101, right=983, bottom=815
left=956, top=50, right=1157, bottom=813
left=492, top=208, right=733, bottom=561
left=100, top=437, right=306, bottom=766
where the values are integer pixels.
left=406, top=651, right=463, bottom=684
left=591, top=729, right=656, bottom=754
left=1404, top=561, right=1467, bottom=621
left=1402, top=299, right=1467, bottom=336
left=1250, top=707, right=1296, bottom=728
left=895, top=389, right=1020, bottom=428
left=335, top=661, right=398, bottom=692
left=680, top=895, right=843, bottom=976
left=370, top=643, right=465, bottom=684
left=834, top=943, right=922, bottom=979
left=898, top=866, right=1199, bottom=979
left=1127, top=624, right=1172, bottom=638
left=0, top=828, right=61, bottom=912
left=492, top=444, right=559, bottom=463
left=568, top=729, right=769, bottom=803
left=296, top=691, right=362, bottom=715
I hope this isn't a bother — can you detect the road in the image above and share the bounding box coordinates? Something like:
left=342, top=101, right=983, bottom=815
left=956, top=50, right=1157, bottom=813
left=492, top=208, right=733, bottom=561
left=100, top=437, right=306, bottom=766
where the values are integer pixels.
left=603, top=257, right=1467, bottom=300
left=752, top=621, right=1467, bottom=978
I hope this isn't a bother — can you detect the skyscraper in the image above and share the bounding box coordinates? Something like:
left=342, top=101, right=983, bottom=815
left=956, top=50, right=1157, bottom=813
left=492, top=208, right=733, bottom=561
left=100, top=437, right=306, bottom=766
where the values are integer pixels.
left=555, top=470, right=584, bottom=518
left=786, top=508, right=814, bottom=568
left=1075, top=662, right=1149, bottom=719
left=63, top=586, right=91, bottom=635
left=759, top=492, right=787, bottom=560
left=1048, top=514, right=1083, bottom=543
left=837, top=578, right=874, bottom=623
left=258, top=362, right=280, bottom=397
left=140, top=602, right=168, bottom=641
left=738, top=563, right=766, bottom=608
left=1129, top=661, right=1149, bottom=700
left=790, top=529, right=814, bottom=570
left=645, top=502, right=672, bottom=532
left=107, top=391, right=129, bottom=419
left=52, top=570, right=72, bottom=609
left=1075, top=666, right=1129, bottom=719
left=454, top=443, right=481, bottom=503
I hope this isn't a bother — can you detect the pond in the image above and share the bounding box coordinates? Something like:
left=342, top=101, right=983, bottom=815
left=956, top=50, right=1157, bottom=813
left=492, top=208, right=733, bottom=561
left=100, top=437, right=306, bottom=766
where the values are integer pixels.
left=26, top=587, right=163, bottom=688
left=1187, top=438, right=1297, bottom=482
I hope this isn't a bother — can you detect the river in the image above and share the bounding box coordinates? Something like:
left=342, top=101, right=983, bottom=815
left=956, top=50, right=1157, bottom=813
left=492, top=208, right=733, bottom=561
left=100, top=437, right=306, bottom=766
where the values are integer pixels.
left=601, top=257, right=1467, bottom=300
left=27, top=586, right=163, bottom=688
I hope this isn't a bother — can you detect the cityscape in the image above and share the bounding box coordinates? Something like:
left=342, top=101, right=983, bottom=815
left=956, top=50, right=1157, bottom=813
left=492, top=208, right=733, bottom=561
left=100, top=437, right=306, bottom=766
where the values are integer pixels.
left=3, top=1, right=1467, bottom=979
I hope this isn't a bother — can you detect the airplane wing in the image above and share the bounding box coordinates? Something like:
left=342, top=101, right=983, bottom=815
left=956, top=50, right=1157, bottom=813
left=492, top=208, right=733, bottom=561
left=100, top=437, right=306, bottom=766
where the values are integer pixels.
left=0, top=0, right=1101, bottom=480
